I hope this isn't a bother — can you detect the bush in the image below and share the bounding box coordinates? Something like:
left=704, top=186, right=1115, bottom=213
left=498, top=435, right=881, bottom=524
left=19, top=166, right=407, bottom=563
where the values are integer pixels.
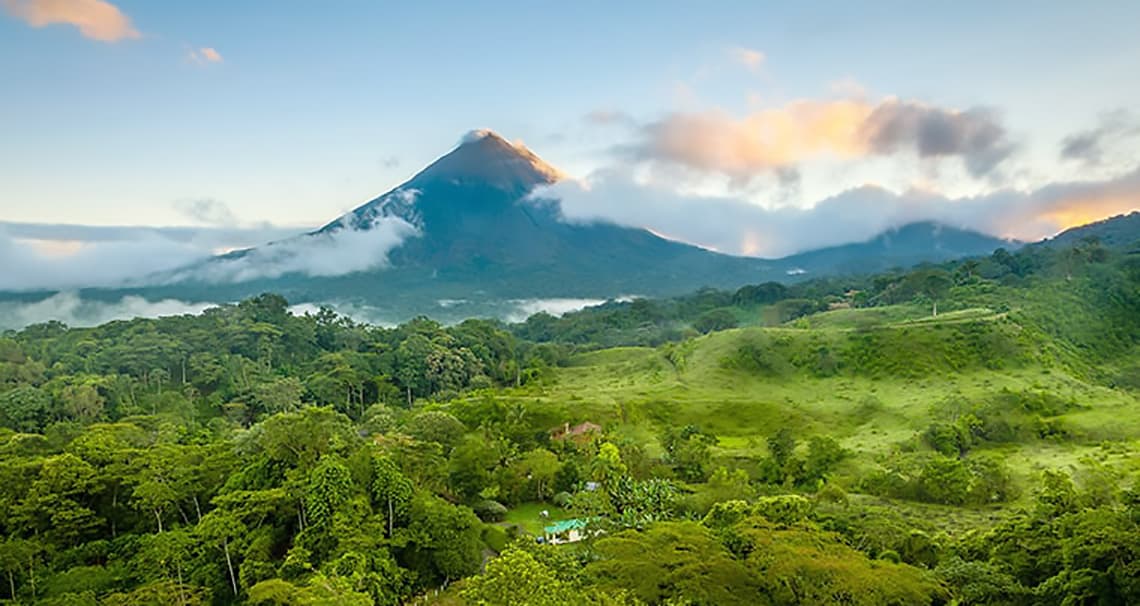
left=473, top=499, right=508, bottom=522
left=481, top=525, right=509, bottom=553
left=551, top=491, right=573, bottom=509
left=815, top=483, right=849, bottom=506
left=753, top=495, right=813, bottom=526
left=693, top=308, right=739, bottom=334
left=917, top=456, right=971, bottom=505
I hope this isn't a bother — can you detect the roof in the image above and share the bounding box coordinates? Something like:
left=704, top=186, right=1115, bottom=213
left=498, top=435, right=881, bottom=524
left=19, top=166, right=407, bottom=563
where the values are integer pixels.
left=544, top=518, right=588, bottom=534
left=567, top=422, right=601, bottom=435
left=552, top=421, right=602, bottom=440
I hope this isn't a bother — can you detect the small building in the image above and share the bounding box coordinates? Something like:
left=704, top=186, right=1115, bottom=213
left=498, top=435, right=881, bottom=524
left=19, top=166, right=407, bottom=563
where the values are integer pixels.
left=542, top=518, right=591, bottom=544
left=551, top=421, right=602, bottom=444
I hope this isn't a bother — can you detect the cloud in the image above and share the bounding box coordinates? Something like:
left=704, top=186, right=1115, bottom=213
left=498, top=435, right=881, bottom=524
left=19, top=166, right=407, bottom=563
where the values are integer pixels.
left=730, top=47, right=765, bottom=71
left=171, top=213, right=421, bottom=284
left=2, top=0, right=139, bottom=42
left=0, top=209, right=423, bottom=290
left=177, top=219, right=418, bottom=283
left=504, top=298, right=611, bottom=323
left=460, top=129, right=497, bottom=144
left=532, top=166, right=1140, bottom=258
left=0, top=222, right=306, bottom=291
left=859, top=100, right=1013, bottom=177
left=187, top=46, right=223, bottom=64
left=0, top=292, right=219, bottom=330
left=1060, top=109, right=1140, bottom=166
left=633, top=100, right=869, bottom=183
left=629, top=97, right=1014, bottom=184
left=172, top=198, right=238, bottom=226
left=584, top=110, right=639, bottom=129
left=382, top=156, right=400, bottom=169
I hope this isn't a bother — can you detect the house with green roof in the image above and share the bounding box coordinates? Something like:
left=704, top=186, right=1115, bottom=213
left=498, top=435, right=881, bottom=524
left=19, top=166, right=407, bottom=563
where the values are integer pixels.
left=542, top=518, right=592, bottom=544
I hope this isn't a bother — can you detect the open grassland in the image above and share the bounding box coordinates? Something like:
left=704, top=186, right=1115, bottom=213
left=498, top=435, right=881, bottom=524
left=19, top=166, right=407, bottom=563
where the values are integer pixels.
left=502, top=502, right=573, bottom=535
left=473, top=304, right=1140, bottom=526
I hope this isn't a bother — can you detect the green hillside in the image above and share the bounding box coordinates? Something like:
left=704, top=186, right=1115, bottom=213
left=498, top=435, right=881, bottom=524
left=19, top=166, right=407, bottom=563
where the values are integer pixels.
left=0, top=227, right=1138, bottom=604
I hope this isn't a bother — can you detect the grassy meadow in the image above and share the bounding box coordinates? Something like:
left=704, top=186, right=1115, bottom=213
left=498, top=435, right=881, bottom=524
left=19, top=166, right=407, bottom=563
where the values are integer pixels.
left=471, top=301, right=1140, bottom=529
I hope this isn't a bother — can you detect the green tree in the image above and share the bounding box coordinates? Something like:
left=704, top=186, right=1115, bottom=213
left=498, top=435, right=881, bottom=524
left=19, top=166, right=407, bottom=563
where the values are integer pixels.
left=917, top=455, right=971, bottom=505
left=0, top=385, right=53, bottom=432
left=370, top=454, right=413, bottom=537
left=462, top=547, right=574, bottom=606
left=402, top=494, right=483, bottom=584
left=910, top=268, right=953, bottom=317
left=247, top=575, right=372, bottom=605
left=591, top=442, right=627, bottom=488
left=693, top=308, right=739, bottom=334
left=588, top=521, right=759, bottom=605
left=448, top=434, right=501, bottom=501
left=802, top=435, right=847, bottom=487
left=404, top=410, right=467, bottom=451
left=60, top=381, right=105, bottom=423
left=518, top=448, right=561, bottom=501
left=253, top=377, right=305, bottom=417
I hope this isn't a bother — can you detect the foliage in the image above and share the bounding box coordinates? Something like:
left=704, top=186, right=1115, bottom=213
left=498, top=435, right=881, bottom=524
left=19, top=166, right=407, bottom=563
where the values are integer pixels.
left=0, top=234, right=1136, bottom=604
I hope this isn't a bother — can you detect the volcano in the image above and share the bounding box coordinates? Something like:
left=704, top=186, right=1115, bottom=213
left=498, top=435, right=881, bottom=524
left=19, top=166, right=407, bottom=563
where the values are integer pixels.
left=78, top=130, right=1014, bottom=320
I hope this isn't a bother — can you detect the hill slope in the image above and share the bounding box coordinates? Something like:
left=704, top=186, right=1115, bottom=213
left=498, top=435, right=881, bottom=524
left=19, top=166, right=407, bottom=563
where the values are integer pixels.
left=0, top=131, right=1019, bottom=324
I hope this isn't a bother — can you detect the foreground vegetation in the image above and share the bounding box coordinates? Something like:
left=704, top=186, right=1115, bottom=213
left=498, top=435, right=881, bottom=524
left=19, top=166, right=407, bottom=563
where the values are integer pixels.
left=0, top=228, right=1138, bottom=604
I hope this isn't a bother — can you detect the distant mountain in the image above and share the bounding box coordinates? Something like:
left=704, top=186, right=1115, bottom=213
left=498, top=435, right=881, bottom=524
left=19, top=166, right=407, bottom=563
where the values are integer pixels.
left=779, top=221, right=1018, bottom=276
left=1040, top=211, right=1140, bottom=249
left=4, top=131, right=1022, bottom=321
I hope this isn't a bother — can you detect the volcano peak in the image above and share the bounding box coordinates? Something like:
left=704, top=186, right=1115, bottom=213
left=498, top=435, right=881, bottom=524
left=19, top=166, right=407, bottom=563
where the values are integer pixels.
left=409, top=129, right=563, bottom=192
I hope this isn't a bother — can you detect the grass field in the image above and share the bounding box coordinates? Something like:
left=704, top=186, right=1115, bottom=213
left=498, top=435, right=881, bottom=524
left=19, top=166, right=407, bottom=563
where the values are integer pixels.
left=502, top=502, right=573, bottom=535
left=461, top=303, right=1140, bottom=529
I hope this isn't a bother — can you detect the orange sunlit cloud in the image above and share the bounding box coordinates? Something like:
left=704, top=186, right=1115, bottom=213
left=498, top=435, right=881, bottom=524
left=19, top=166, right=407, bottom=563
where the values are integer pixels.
left=646, top=100, right=872, bottom=180
left=188, top=46, right=224, bottom=64
left=637, top=97, right=1013, bottom=182
left=2, top=0, right=140, bottom=42
left=1042, top=198, right=1140, bottom=231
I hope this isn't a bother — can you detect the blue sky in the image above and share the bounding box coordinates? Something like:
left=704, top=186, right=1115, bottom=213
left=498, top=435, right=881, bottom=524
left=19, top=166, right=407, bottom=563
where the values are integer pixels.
left=2, top=0, right=1139, bottom=262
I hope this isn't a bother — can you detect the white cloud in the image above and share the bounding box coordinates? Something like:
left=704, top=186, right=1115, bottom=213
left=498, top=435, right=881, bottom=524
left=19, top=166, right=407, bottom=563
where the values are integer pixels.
left=170, top=215, right=420, bottom=283
left=187, top=46, right=224, bottom=64
left=0, top=222, right=306, bottom=290
left=2, top=0, right=139, bottom=42
left=0, top=190, right=423, bottom=290
left=533, top=166, right=1140, bottom=257
left=0, top=226, right=211, bottom=291
left=0, top=292, right=217, bottom=330
left=730, top=47, right=765, bottom=71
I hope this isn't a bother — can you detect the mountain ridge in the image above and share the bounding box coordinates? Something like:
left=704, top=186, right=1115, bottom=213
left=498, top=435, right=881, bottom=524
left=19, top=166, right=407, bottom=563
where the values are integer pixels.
left=0, top=130, right=1042, bottom=322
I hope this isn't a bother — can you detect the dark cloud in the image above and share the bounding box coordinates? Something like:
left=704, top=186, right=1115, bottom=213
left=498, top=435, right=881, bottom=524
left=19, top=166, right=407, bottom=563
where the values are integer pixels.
left=1060, top=109, right=1140, bottom=165
left=860, top=101, right=1014, bottom=177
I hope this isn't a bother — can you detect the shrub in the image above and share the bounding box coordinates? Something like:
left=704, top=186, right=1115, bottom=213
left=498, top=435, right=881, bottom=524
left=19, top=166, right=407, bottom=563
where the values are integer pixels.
left=481, top=525, right=509, bottom=553
left=551, top=491, right=573, bottom=509
left=693, top=308, right=739, bottom=334
left=473, top=499, right=508, bottom=522
left=878, top=549, right=901, bottom=563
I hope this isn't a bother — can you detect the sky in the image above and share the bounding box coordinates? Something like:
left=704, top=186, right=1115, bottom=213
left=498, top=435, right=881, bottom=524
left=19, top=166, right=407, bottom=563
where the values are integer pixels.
left=2, top=0, right=1140, bottom=287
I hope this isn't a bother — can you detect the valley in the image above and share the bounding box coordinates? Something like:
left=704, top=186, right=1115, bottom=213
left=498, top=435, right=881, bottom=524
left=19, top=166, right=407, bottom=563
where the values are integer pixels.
left=0, top=229, right=1137, bottom=604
